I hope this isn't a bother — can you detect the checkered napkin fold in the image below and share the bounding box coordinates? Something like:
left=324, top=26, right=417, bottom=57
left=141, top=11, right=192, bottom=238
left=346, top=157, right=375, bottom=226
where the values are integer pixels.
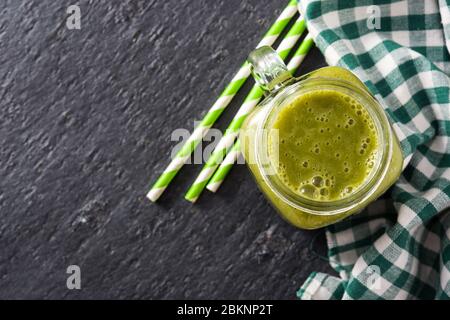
left=296, top=0, right=450, bottom=299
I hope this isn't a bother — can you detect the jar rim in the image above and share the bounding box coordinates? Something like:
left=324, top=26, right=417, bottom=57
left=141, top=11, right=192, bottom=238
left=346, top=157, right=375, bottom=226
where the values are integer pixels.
left=255, top=77, right=394, bottom=216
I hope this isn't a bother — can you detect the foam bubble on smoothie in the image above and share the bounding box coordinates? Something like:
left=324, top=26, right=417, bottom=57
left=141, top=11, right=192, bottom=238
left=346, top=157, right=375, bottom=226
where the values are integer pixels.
left=269, top=90, right=379, bottom=201
left=296, top=173, right=336, bottom=200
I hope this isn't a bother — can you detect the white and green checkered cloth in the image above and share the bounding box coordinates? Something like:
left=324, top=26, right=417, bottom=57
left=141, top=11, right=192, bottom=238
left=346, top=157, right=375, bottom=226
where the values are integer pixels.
left=297, top=0, right=450, bottom=300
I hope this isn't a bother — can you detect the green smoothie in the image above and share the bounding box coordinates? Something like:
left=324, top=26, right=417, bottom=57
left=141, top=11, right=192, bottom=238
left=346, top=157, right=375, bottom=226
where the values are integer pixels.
left=269, top=90, right=378, bottom=202
left=240, top=66, right=404, bottom=229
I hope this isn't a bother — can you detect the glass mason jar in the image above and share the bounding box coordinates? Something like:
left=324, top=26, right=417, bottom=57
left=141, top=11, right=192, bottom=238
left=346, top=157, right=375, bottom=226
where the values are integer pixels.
left=240, top=47, right=403, bottom=229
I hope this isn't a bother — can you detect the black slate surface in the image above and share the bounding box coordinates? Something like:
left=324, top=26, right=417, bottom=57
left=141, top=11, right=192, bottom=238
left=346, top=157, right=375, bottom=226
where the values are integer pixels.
left=0, top=0, right=335, bottom=299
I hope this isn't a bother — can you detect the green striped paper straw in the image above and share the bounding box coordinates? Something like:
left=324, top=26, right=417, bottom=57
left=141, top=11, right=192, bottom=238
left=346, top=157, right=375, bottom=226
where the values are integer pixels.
left=147, top=0, right=298, bottom=202
left=185, top=17, right=307, bottom=203
left=206, top=139, right=242, bottom=192
left=206, top=34, right=315, bottom=193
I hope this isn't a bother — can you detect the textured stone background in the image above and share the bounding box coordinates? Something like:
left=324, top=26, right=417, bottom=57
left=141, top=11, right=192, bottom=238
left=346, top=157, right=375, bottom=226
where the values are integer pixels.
left=0, top=0, right=335, bottom=299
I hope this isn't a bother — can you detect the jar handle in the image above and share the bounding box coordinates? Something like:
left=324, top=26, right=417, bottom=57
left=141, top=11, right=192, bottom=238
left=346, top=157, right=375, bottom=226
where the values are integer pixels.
left=248, top=46, right=293, bottom=93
